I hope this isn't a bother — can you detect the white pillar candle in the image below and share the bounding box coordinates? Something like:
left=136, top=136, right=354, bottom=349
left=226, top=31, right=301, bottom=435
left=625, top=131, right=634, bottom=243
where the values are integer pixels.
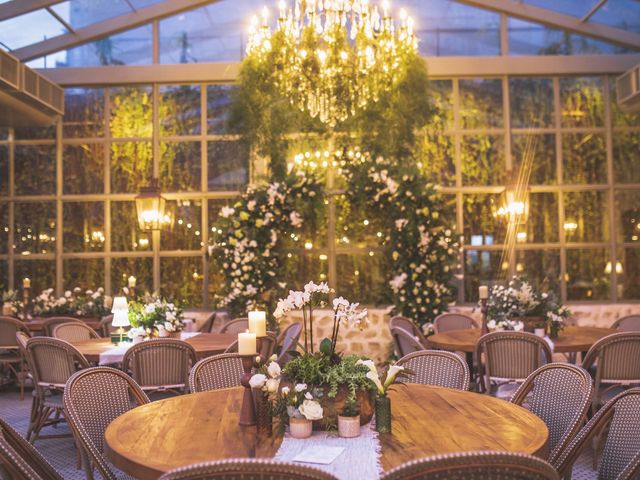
left=128, top=276, right=136, bottom=288
left=238, top=330, right=257, bottom=356
left=248, top=310, right=267, bottom=337
left=478, top=285, right=489, bottom=299
left=23, top=277, right=31, bottom=289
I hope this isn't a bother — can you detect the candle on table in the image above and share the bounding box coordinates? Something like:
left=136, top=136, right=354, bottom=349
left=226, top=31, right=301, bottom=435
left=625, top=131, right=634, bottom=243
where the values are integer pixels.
left=128, top=276, right=136, bottom=288
left=478, top=285, right=489, bottom=300
left=238, top=330, right=257, bottom=356
left=248, top=310, right=267, bottom=337
left=23, top=278, right=31, bottom=289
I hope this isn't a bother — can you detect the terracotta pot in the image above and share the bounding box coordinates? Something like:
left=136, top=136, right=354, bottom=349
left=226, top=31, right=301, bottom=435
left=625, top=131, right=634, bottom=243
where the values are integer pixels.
left=315, top=385, right=374, bottom=429
left=511, top=316, right=545, bottom=333
left=289, top=417, right=312, bottom=439
left=338, top=415, right=361, bottom=438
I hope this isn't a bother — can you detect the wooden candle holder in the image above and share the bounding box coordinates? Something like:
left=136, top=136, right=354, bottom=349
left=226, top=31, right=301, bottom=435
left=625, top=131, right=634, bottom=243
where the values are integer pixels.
left=22, top=287, right=30, bottom=320
left=238, top=336, right=265, bottom=427
left=480, top=298, right=489, bottom=335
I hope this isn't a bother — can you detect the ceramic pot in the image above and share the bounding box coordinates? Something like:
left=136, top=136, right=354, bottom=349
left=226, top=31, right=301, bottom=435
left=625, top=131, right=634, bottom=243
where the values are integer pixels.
left=289, top=417, right=312, bottom=439
left=338, top=415, right=361, bottom=438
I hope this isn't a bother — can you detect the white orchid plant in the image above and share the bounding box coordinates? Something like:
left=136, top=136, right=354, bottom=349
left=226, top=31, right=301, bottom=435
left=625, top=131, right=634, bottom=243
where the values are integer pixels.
left=357, top=359, right=407, bottom=397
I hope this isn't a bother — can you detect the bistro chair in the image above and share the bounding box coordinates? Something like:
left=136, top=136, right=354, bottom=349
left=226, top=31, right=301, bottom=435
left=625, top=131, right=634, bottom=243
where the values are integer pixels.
left=380, top=451, right=559, bottom=480
left=0, top=416, right=64, bottom=480
left=198, top=311, right=218, bottom=333
left=25, top=337, right=90, bottom=442
left=158, top=458, right=338, bottom=480
left=98, top=314, right=114, bottom=338
left=396, top=350, right=470, bottom=391
left=582, top=332, right=640, bottom=411
left=389, top=315, right=428, bottom=347
left=0, top=316, right=30, bottom=400
left=510, top=363, right=593, bottom=463
left=122, top=338, right=197, bottom=395
left=475, top=331, right=552, bottom=396
left=63, top=367, right=150, bottom=480
left=41, top=317, right=86, bottom=337
left=390, top=327, right=425, bottom=358
left=612, top=314, right=640, bottom=332
left=219, top=317, right=249, bottom=336
left=52, top=322, right=100, bottom=342
left=224, top=332, right=277, bottom=360
left=188, top=353, right=243, bottom=393
left=275, top=322, right=302, bottom=365
left=433, top=312, right=478, bottom=333
left=553, top=388, right=640, bottom=480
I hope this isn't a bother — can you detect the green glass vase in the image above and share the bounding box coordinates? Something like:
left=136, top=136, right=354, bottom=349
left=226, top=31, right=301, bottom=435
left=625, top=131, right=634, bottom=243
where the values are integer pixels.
left=375, top=395, right=392, bottom=433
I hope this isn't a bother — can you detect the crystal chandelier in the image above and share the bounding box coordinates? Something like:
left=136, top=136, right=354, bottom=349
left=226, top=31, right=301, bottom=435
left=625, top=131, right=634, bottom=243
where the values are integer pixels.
left=247, top=0, right=418, bottom=126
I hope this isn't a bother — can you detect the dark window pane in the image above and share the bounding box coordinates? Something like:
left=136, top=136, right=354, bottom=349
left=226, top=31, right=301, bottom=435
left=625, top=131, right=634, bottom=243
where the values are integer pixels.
left=620, top=248, right=640, bottom=300
left=159, top=141, right=201, bottom=192
left=111, top=141, right=153, bottom=193
left=63, top=88, right=105, bottom=138
left=463, top=250, right=503, bottom=302
left=463, top=194, right=506, bottom=245
left=0, top=261, right=6, bottom=292
left=282, top=253, right=328, bottom=292
left=0, top=146, right=8, bottom=195
left=111, top=201, right=152, bottom=252
left=162, top=200, right=202, bottom=251
left=160, top=257, right=202, bottom=305
left=513, top=134, right=556, bottom=185
left=159, top=85, right=201, bottom=136
left=63, top=202, right=105, bottom=252
left=566, top=248, right=610, bottom=300
left=461, top=135, right=505, bottom=185
left=564, top=191, right=608, bottom=242
left=14, top=126, right=55, bottom=140
left=335, top=252, right=391, bottom=306
left=615, top=191, right=640, bottom=243
left=207, top=85, right=236, bottom=134
left=560, top=77, right=604, bottom=128
left=514, top=250, right=561, bottom=292
left=207, top=141, right=248, bottom=191
left=63, top=259, right=104, bottom=291
left=459, top=79, right=503, bottom=129
left=63, top=143, right=105, bottom=194
left=562, top=133, right=606, bottom=184
left=334, top=195, right=378, bottom=249
left=509, top=78, right=554, bottom=128
left=109, top=86, right=153, bottom=139
left=14, top=203, right=56, bottom=254
left=15, top=145, right=56, bottom=195
left=0, top=202, right=7, bottom=254
left=111, top=257, right=153, bottom=296
left=611, top=80, right=640, bottom=127
left=522, top=193, right=559, bottom=243
left=613, top=132, right=640, bottom=184
left=15, top=260, right=56, bottom=294
left=0, top=129, right=8, bottom=140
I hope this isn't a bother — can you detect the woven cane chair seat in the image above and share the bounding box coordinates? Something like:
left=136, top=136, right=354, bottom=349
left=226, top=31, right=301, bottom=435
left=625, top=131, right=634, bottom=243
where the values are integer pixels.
left=189, top=353, right=243, bottom=393
left=396, top=350, right=470, bottom=391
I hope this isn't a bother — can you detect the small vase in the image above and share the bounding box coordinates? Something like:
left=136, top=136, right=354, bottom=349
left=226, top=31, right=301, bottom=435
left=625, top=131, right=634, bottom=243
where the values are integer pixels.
left=254, top=390, right=272, bottom=437
left=289, top=417, right=312, bottom=439
left=338, top=415, right=361, bottom=438
left=549, top=323, right=560, bottom=339
left=375, top=395, right=391, bottom=433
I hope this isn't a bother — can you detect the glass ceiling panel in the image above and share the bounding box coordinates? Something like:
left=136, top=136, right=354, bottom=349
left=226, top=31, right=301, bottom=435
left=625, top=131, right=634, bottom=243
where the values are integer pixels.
left=589, top=0, right=640, bottom=33
left=0, top=9, right=68, bottom=51
left=50, top=0, right=134, bottom=30
left=129, top=0, right=166, bottom=8
left=520, top=0, right=597, bottom=17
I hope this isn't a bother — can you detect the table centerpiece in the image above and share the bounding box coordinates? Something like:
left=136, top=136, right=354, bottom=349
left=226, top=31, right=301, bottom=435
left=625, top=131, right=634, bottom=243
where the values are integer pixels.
left=127, top=294, right=185, bottom=341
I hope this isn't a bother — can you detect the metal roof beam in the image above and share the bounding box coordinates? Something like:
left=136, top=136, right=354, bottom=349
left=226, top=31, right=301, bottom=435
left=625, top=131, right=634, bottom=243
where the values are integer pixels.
left=454, top=0, right=640, bottom=50
left=11, top=0, right=220, bottom=62
left=0, top=0, right=62, bottom=22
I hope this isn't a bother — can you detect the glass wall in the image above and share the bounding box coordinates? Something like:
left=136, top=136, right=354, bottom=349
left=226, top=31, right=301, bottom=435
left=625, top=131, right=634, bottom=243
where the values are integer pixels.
left=0, top=74, right=638, bottom=305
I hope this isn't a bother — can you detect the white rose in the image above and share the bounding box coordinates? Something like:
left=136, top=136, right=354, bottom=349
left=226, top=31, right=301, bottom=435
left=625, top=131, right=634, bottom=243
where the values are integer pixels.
left=267, top=361, right=281, bottom=379
left=64, top=290, right=72, bottom=298
left=294, top=383, right=307, bottom=392
left=281, top=386, right=290, bottom=396
left=265, top=378, right=280, bottom=393
left=298, top=399, right=323, bottom=421
left=249, top=374, right=267, bottom=389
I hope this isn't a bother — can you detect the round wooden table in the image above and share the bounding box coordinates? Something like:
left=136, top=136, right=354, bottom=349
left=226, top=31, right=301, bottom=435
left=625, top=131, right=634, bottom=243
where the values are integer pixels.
left=427, top=326, right=615, bottom=354
left=104, top=384, right=549, bottom=479
left=71, top=333, right=236, bottom=363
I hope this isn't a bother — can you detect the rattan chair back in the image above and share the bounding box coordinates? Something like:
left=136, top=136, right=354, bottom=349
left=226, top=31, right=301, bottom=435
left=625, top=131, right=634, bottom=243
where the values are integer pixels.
left=26, top=337, right=90, bottom=389
left=434, top=313, right=478, bottom=333
left=219, top=317, right=249, bottom=335
left=188, top=353, right=243, bottom=393
left=554, top=388, right=640, bottom=480
left=381, top=450, right=559, bottom=480
left=0, top=316, right=29, bottom=347
left=276, top=322, right=302, bottom=365
left=15, top=331, right=29, bottom=352
left=199, top=311, right=218, bottom=333
left=476, top=331, right=552, bottom=392
left=52, top=322, right=100, bottom=342
left=389, top=316, right=427, bottom=344
left=224, top=333, right=277, bottom=359
left=510, top=363, right=593, bottom=463
left=0, top=416, right=63, bottom=480
left=98, top=314, right=114, bottom=337
left=612, top=314, right=640, bottom=332
left=41, top=316, right=85, bottom=337
left=63, top=367, right=150, bottom=480
left=390, top=327, right=425, bottom=358
left=122, top=338, right=197, bottom=393
left=397, top=350, right=470, bottom=390
left=158, top=458, right=338, bottom=480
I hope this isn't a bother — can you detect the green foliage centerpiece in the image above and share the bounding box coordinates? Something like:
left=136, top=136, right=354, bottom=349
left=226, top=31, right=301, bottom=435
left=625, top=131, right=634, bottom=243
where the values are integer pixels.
left=127, top=294, right=185, bottom=340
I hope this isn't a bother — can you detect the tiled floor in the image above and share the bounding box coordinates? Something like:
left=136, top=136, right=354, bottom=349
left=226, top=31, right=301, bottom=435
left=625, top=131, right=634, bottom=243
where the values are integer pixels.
left=0, top=386, right=598, bottom=479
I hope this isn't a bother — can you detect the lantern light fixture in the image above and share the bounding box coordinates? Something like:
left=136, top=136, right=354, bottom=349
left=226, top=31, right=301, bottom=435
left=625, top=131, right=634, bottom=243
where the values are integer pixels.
left=135, top=179, right=171, bottom=231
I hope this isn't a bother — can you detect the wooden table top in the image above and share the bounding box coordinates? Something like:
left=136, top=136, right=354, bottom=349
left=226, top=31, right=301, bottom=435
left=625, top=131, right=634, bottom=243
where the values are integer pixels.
left=104, top=384, right=549, bottom=479
left=71, top=333, right=236, bottom=362
left=427, top=326, right=615, bottom=353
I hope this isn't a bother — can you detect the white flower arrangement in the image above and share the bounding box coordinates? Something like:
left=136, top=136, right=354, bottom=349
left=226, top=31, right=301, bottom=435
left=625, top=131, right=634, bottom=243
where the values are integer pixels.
left=357, top=359, right=405, bottom=396
left=31, top=287, right=111, bottom=317
left=128, top=294, right=184, bottom=334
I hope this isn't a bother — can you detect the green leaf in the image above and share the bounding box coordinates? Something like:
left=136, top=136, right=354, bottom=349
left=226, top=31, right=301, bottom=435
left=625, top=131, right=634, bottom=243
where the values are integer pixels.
left=319, top=338, right=333, bottom=356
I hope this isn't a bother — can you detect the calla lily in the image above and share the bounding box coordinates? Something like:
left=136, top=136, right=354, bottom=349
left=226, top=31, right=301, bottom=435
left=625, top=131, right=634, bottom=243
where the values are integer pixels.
left=366, top=370, right=384, bottom=394
left=384, top=365, right=405, bottom=389
left=356, top=359, right=377, bottom=375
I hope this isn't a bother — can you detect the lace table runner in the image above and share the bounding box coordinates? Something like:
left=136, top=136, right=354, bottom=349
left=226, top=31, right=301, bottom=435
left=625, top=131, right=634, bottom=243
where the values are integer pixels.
left=274, top=423, right=382, bottom=479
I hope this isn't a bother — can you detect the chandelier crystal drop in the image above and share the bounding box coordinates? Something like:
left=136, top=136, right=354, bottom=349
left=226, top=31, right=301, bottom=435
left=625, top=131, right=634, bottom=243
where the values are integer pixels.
left=247, top=0, right=418, bottom=126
